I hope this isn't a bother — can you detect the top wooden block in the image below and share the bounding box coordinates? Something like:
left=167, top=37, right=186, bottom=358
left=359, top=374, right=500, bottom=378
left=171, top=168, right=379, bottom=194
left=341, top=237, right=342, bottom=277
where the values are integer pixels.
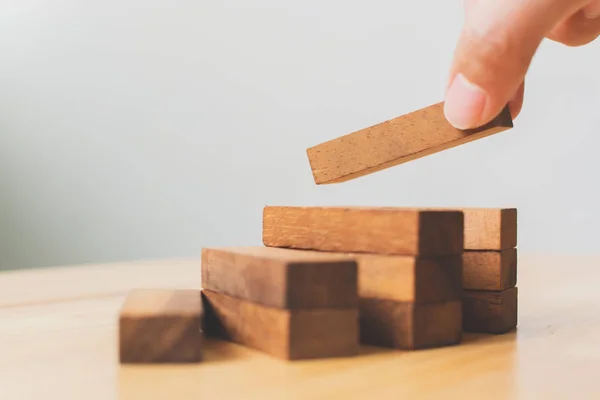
left=306, top=102, right=513, bottom=184
left=262, top=206, right=464, bottom=256
left=201, top=246, right=358, bottom=309
left=427, top=208, right=517, bottom=250
left=462, top=208, right=517, bottom=250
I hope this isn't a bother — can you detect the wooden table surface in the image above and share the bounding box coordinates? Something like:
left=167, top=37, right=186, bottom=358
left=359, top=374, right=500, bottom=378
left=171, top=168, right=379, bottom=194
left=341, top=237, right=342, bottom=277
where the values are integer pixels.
left=1, top=253, right=599, bottom=399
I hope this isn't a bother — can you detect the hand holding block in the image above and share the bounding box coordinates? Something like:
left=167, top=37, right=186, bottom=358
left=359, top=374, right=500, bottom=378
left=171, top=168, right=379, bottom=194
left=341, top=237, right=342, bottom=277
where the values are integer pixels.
left=119, top=289, right=203, bottom=363
left=202, top=290, right=359, bottom=360
left=307, top=102, right=513, bottom=184
left=201, top=246, right=357, bottom=309
left=263, top=206, right=464, bottom=256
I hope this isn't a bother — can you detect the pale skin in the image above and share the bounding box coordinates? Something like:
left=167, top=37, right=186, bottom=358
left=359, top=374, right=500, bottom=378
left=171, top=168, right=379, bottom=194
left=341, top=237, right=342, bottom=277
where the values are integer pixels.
left=444, top=0, right=600, bottom=129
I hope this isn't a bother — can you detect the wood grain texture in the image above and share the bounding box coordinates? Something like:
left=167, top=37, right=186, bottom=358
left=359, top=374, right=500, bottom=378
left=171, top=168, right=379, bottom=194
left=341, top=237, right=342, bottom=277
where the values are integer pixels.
left=202, top=289, right=359, bottom=360
left=263, top=206, right=464, bottom=256
left=306, top=102, right=513, bottom=184
left=201, top=246, right=357, bottom=309
left=463, top=249, right=517, bottom=291
left=359, top=298, right=462, bottom=349
left=356, top=254, right=462, bottom=303
left=119, top=289, right=203, bottom=363
left=462, top=287, right=518, bottom=334
left=421, top=207, right=517, bottom=250
left=462, top=208, right=517, bottom=250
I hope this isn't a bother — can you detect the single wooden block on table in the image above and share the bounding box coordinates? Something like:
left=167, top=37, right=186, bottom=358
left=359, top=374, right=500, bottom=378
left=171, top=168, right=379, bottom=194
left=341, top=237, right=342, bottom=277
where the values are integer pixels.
left=356, top=253, right=463, bottom=304
left=201, top=289, right=359, bottom=360
left=359, top=298, right=462, bottom=349
left=306, top=102, right=513, bottom=184
left=463, top=248, right=517, bottom=291
left=119, top=288, right=203, bottom=363
left=201, top=246, right=358, bottom=309
left=462, top=287, right=518, bottom=334
left=263, top=206, right=464, bottom=256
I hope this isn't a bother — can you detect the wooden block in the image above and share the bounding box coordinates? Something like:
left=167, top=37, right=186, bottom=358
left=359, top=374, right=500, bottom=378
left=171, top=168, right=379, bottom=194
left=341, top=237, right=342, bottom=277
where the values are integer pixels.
left=462, top=208, right=517, bottom=250
left=463, top=249, right=517, bottom=291
left=119, top=289, right=203, bottom=363
left=462, top=287, right=518, bottom=334
left=201, top=246, right=357, bottom=309
left=202, top=289, right=359, bottom=360
left=306, top=102, right=513, bottom=184
left=359, top=298, right=462, bottom=349
left=263, top=206, right=464, bottom=256
left=357, top=253, right=462, bottom=304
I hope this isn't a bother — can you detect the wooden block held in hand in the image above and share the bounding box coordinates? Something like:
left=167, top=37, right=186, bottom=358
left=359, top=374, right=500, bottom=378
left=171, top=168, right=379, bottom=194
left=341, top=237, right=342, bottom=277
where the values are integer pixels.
left=201, top=246, right=357, bottom=309
left=463, top=249, right=517, bottom=291
left=263, top=206, right=464, bottom=256
left=307, top=102, right=513, bottom=184
left=119, top=289, right=203, bottom=363
left=357, top=253, right=462, bottom=303
left=359, top=298, right=462, bottom=350
left=202, top=289, right=359, bottom=360
left=462, top=287, right=518, bottom=334
left=462, top=208, right=517, bottom=250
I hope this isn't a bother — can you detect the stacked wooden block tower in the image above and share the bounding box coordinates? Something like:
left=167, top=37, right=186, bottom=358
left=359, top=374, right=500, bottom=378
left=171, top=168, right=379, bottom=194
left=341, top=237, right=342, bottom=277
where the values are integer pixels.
left=117, top=101, right=519, bottom=363
left=118, top=205, right=518, bottom=363
left=200, top=245, right=361, bottom=360
left=258, top=206, right=466, bottom=352
left=460, top=208, right=518, bottom=334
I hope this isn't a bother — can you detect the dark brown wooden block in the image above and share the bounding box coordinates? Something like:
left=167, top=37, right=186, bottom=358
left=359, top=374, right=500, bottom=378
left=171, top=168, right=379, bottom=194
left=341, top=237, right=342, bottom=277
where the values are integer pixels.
left=462, top=287, right=518, bottom=334
left=356, top=253, right=462, bottom=303
left=119, top=288, right=203, bottom=363
left=306, top=102, right=513, bottom=184
left=463, top=249, right=517, bottom=291
left=201, top=246, right=357, bottom=309
left=263, top=206, right=464, bottom=256
left=202, top=289, right=359, bottom=360
left=359, top=298, right=462, bottom=350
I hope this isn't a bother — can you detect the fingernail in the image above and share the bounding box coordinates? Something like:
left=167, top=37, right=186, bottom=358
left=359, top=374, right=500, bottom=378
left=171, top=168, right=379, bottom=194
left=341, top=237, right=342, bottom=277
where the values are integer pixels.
left=583, top=1, right=600, bottom=19
left=444, top=73, right=487, bottom=129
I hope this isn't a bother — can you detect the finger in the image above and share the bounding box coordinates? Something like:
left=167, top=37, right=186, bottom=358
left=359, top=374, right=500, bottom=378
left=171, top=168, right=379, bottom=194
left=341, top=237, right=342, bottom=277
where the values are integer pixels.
left=508, top=81, right=525, bottom=120
left=548, top=6, right=600, bottom=46
left=444, top=0, right=588, bottom=129
left=583, top=0, right=600, bottom=19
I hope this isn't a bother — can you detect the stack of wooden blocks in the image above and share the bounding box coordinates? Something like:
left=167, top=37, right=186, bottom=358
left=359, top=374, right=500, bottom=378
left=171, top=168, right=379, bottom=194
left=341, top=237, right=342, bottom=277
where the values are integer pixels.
left=200, top=245, right=361, bottom=360
left=460, top=208, right=518, bottom=334
left=118, top=205, right=517, bottom=364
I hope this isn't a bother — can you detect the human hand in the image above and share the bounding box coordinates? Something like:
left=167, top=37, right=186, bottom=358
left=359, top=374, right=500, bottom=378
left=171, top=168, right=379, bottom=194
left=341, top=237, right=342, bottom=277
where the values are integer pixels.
left=444, top=0, right=600, bottom=129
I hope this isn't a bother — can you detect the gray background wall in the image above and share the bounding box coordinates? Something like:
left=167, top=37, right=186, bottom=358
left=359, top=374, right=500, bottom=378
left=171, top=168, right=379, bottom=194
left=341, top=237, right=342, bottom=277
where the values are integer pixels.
left=1, top=1, right=598, bottom=270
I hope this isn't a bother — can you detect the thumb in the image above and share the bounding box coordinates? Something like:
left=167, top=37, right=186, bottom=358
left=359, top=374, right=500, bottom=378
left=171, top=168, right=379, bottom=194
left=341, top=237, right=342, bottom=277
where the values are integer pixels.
left=444, top=0, right=588, bottom=129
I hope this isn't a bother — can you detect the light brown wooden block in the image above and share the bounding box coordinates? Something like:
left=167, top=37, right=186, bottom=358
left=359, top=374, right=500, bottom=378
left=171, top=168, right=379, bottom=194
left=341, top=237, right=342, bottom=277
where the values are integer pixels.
left=263, top=206, right=464, bottom=256
left=201, top=246, right=357, bottom=309
left=359, top=298, right=462, bottom=349
left=421, top=207, right=517, bottom=250
left=202, top=289, right=359, bottom=360
left=462, top=287, right=518, bottom=334
left=119, top=289, right=203, bottom=363
left=306, top=102, right=513, bottom=184
left=357, top=253, right=462, bottom=303
left=463, top=249, right=517, bottom=291
left=462, top=208, right=517, bottom=250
